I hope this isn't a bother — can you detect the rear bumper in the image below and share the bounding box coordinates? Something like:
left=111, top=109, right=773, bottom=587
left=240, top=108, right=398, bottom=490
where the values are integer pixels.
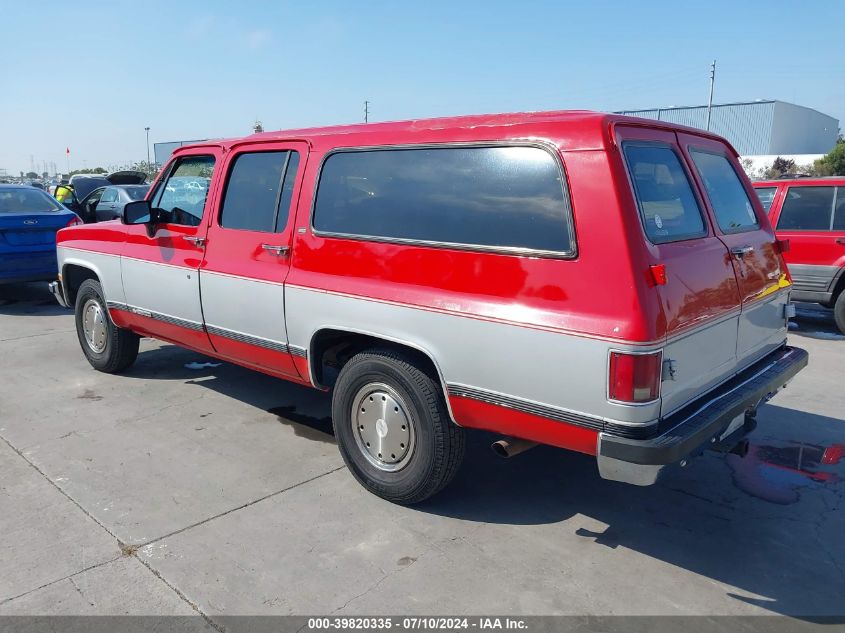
left=48, top=280, right=71, bottom=308
left=597, top=345, right=808, bottom=485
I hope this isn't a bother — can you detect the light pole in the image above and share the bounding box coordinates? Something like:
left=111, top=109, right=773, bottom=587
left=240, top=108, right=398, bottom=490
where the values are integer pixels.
left=144, top=127, right=151, bottom=171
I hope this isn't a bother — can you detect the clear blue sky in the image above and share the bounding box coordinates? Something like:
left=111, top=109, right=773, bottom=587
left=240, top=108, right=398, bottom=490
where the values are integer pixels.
left=1, top=0, right=843, bottom=175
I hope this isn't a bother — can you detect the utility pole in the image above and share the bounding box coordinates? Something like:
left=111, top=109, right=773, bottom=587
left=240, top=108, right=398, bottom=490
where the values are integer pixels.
left=706, top=60, right=716, bottom=131
left=145, top=127, right=151, bottom=169
left=364, top=100, right=370, bottom=124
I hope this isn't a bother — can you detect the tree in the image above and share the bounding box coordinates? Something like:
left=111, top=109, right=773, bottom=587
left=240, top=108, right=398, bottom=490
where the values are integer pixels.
left=762, top=156, right=797, bottom=180
left=68, top=167, right=107, bottom=176
left=814, top=142, right=845, bottom=176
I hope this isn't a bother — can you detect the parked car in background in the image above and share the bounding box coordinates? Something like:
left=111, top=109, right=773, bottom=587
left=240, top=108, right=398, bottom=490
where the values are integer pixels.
left=56, top=171, right=147, bottom=222
left=0, top=184, right=82, bottom=284
left=50, top=111, right=807, bottom=503
left=753, top=177, right=845, bottom=333
left=77, top=185, right=150, bottom=222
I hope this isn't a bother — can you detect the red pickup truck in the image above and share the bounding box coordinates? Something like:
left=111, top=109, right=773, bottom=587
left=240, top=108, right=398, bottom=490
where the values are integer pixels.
left=753, top=177, right=845, bottom=333
left=49, top=111, right=807, bottom=503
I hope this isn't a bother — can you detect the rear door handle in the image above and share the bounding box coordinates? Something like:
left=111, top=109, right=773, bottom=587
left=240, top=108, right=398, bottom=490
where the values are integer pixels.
left=836, top=238, right=845, bottom=245
left=731, top=245, right=755, bottom=258
left=183, top=236, right=206, bottom=247
left=261, top=244, right=289, bottom=256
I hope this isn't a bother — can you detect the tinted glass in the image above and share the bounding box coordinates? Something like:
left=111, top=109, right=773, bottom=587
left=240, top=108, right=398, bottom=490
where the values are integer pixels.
left=275, top=152, right=300, bottom=232
left=623, top=144, right=705, bottom=243
left=690, top=150, right=759, bottom=232
left=777, top=186, right=834, bottom=231
left=313, top=146, right=572, bottom=253
left=221, top=151, right=291, bottom=232
left=833, top=187, right=845, bottom=231
left=754, top=187, right=777, bottom=212
left=124, top=185, right=149, bottom=201
left=153, top=155, right=215, bottom=226
left=0, top=188, right=63, bottom=213
left=101, top=188, right=118, bottom=203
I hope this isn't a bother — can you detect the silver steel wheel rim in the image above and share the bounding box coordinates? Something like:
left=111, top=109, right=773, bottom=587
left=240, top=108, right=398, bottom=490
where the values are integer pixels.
left=82, top=298, right=108, bottom=354
left=351, top=382, right=416, bottom=472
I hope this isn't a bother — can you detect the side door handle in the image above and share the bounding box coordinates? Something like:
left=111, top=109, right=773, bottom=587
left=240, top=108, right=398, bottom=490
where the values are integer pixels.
left=261, top=244, right=289, bottom=256
left=731, top=245, right=755, bottom=259
left=183, top=236, right=206, bottom=247
left=836, top=238, right=845, bottom=246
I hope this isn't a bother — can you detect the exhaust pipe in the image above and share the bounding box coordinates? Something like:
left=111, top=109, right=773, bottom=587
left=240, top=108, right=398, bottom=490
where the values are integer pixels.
left=491, top=437, right=538, bottom=458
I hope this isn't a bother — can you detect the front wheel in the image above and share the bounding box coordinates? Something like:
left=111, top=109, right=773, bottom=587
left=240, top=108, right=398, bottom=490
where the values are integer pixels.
left=332, top=349, right=465, bottom=504
left=834, top=291, right=845, bottom=335
left=75, top=279, right=139, bottom=373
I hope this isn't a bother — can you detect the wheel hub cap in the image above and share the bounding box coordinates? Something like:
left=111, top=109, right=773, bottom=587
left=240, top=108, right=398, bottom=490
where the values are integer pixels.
left=352, top=383, right=415, bottom=472
left=82, top=299, right=107, bottom=353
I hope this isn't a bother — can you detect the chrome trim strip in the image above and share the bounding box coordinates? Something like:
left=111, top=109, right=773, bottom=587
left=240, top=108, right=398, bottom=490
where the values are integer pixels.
left=205, top=324, right=289, bottom=353
left=288, top=345, right=308, bottom=358
left=447, top=383, right=658, bottom=438
left=105, top=302, right=204, bottom=331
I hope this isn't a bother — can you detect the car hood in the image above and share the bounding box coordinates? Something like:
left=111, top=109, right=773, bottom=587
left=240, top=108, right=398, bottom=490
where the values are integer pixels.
left=106, top=171, right=147, bottom=185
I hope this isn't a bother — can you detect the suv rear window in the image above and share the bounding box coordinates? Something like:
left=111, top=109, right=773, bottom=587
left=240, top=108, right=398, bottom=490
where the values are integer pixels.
left=622, top=144, right=706, bottom=243
left=777, top=186, right=835, bottom=231
left=312, top=146, right=574, bottom=255
left=690, top=150, right=759, bottom=232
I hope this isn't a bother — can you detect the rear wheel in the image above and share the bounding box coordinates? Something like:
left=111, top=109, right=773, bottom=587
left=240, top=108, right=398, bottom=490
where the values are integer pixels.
left=75, top=279, right=139, bottom=373
left=332, top=349, right=465, bottom=504
left=834, top=291, right=845, bottom=335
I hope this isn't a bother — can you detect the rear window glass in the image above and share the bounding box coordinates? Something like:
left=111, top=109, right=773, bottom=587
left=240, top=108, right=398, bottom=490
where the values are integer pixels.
left=690, top=150, right=759, bottom=232
left=313, top=146, right=573, bottom=254
left=777, top=186, right=835, bottom=231
left=754, top=187, right=777, bottom=212
left=125, top=186, right=149, bottom=201
left=0, top=188, right=63, bottom=213
left=622, top=144, right=706, bottom=243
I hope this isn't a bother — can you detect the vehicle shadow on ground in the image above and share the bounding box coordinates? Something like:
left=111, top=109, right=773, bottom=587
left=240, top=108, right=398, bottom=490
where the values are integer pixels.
left=122, top=341, right=845, bottom=617
left=790, top=303, right=844, bottom=341
left=0, top=282, right=68, bottom=317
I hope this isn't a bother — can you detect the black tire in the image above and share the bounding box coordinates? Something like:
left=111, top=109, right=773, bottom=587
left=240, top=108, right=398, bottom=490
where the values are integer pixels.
left=75, top=279, right=139, bottom=373
left=834, top=291, right=845, bottom=335
left=332, top=349, right=465, bottom=504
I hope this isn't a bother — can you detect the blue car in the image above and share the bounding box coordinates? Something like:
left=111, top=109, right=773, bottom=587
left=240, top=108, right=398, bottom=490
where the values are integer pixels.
left=0, top=184, right=82, bottom=284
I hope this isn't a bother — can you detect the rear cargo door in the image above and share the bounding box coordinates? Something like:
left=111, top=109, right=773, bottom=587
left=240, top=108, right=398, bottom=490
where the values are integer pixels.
left=615, top=125, right=742, bottom=417
left=679, top=134, right=789, bottom=370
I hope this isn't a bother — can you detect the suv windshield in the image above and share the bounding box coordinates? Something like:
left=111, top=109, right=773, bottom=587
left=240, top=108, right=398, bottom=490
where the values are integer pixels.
left=0, top=188, right=64, bottom=213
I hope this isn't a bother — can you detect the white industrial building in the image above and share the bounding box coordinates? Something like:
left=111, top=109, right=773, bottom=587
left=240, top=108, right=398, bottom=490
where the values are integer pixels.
left=616, top=100, right=839, bottom=156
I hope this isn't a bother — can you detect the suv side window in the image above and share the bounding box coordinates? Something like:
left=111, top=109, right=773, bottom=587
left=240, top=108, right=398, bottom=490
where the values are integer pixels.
left=220, top=151, right=299, bottom=232
left=689, top=150, right=759, bottom=233
left=101, top=188, right=118, bottom=203
left=622, top=143, right=706, bottom=244
left=754, top=187, right=777, bottom=212
left=313, top=145, right=574, bottom=255
left=833, top=187, right=845, bottom=231
left=777, top=186, right=835, bottom=231
left=152, top=155, right=216, bottom=227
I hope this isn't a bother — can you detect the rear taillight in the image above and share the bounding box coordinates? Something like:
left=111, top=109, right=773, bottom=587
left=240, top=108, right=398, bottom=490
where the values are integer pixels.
left=65, top=216, right=83, bottom=227
left=608, top=351, right=662, bottom=403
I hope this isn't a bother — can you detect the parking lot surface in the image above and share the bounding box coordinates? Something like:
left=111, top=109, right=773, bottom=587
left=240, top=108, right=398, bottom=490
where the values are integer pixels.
left=1, top=282, right=843, bottom=618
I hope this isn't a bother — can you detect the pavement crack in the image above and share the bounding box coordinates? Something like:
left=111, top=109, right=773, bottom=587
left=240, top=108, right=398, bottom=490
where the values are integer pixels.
left=138, top=465, right=348, bottom=549
left=0, top=555, right=122, bottom=607
left=68, top=576, right=95, bottom=608
left=0, top=329, right=75, bottom=343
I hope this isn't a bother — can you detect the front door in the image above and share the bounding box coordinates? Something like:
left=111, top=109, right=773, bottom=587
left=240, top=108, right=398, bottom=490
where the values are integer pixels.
left=119, top=151, right=219, bottom=352
left=199, top=142, right=306, bottom=377
left=679, top=133, right=789, bottom=369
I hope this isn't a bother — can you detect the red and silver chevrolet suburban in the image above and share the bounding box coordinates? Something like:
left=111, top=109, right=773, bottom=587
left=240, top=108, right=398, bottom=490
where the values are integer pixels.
left=49, top=111, right=808, bottom=503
